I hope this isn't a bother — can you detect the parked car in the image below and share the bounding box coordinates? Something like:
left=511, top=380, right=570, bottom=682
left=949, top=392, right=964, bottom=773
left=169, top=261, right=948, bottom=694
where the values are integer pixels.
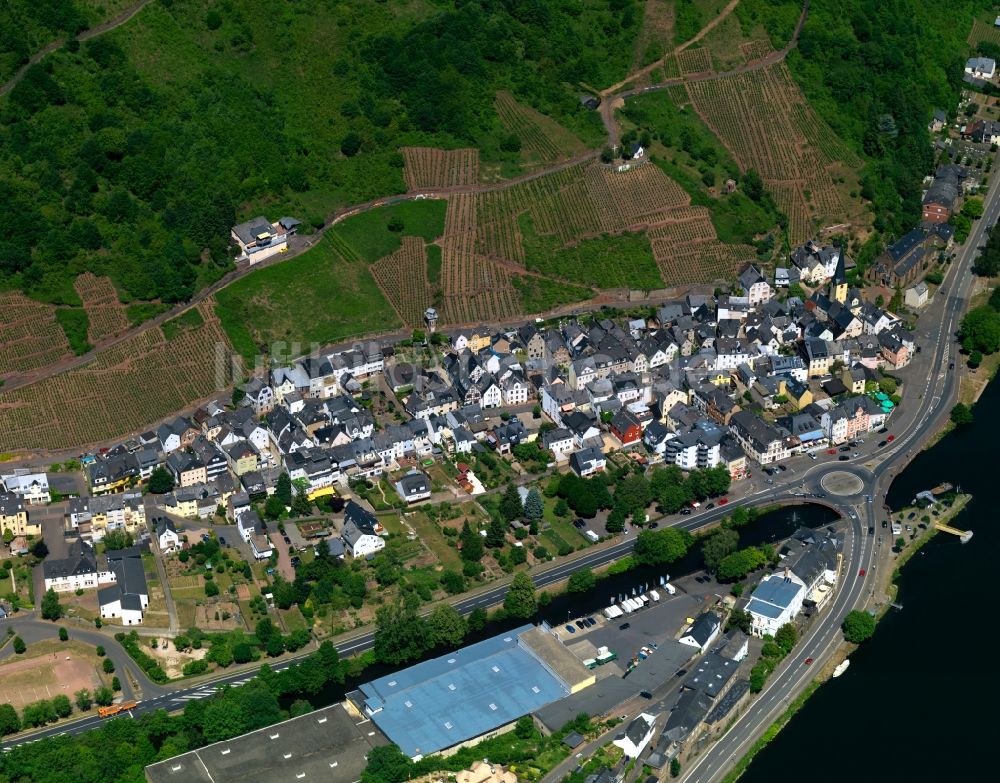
left=565, top=625, right=576, bottom=634
left=867, top=526, right=874, bottom=535
left=878, top=427, right=888, bottom=434
left=881, top=520, right=888, bottom=529
left=639, top=691, right=653, bottom=699
left=619, top=622, right=631, bottom=631
left=576, top=620, right=586, bottom=629
left=827, top=448, right=837, bottom=455
left=705, top=502, right=715, bottom=509
left=679, top=508, right=692, bottom=516
left=777, top=464, right=787, bottom=472
left=718, top=497, right=729, bottom=505
left=838, top=456, right=850, bottom=461
left=886, top=434, right=895, bottom=442
left=878, top=440, right=887, bottom=447
left=573, top=519, right=586, bottom=529
left=283, top=535, right=292, bottom=545
left=839, top=446, right=851, bottom=452
left=649, top=522, right=659, bottom=528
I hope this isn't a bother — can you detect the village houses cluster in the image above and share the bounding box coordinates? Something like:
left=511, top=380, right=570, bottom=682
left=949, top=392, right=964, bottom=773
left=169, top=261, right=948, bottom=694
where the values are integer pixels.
left=0, top=238, right=919, bottom=626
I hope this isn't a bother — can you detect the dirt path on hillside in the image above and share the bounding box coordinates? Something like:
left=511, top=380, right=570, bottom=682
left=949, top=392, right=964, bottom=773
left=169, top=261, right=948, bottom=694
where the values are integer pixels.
left=0, top=1, right=154, bottom=98
left=601, top=0, right=742, bottom=97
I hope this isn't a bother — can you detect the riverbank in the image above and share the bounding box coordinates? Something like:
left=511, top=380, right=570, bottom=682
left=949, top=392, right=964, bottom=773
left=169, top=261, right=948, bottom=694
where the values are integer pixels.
left=719, top=492, right=972, bottom=781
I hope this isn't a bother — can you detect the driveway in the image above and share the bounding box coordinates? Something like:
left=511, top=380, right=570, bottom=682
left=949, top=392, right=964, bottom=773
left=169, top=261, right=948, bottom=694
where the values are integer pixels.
left=269, top=532, right=295, bottom=582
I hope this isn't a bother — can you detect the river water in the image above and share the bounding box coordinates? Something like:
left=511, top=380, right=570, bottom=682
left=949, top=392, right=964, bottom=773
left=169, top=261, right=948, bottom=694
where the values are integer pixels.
left=739, top=380, right=995, bottom=781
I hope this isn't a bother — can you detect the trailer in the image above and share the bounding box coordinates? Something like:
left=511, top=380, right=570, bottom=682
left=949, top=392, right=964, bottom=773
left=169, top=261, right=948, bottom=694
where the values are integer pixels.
left=664, top=582, right=676, bottom=595
left=648, top=590, right=661, bottom=602
left=620, top=601, right=634, bottom=613
left=604, top=605, right=623, bottom=619
left=583, top=658, right=598, bottom=669
left=98, top=700, right=138, bottom=719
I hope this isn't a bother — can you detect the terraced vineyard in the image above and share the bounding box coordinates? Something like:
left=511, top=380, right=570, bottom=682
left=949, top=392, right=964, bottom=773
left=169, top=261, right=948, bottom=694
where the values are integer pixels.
left=494, top=91, right=588, bottom=167
left=686, top=62, right=859, bottom=243
left=74, top=273, right=130, bottom=343
left=401, top=147, right=480, bottom=191
left=0, top=293, right=71, bottom=376
left=647, top=207, right=754, bottom=286
left=677, top=46, right=712, bottom=75
left=968, top=17, right=1000, bottom=47
left=370, top=237, right=434, bottom=327
left=0, top=303, right=240, bottom=451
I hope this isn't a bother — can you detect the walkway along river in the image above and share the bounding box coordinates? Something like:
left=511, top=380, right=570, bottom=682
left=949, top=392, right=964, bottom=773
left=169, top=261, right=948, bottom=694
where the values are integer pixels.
left=301, top=503, right=838, bottom=708
left=738, top=378, right=995, bottom=782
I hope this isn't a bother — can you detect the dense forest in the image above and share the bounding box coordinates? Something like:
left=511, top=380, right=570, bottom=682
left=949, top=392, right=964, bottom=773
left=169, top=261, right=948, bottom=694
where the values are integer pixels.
left=786, top=0, right=993, bottom=238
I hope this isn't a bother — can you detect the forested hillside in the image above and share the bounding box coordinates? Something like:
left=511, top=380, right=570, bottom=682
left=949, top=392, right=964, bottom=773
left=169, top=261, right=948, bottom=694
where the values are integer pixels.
left=783, top=0, right=993, bottom=236
left=0, top=0, right=639, bottom=307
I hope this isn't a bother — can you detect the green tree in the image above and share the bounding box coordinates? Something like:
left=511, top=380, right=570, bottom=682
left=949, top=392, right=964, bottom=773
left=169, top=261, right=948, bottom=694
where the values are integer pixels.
left=485, top=517, right=507, bottom=548
left=22, top=700, right=56, bottom=727
left=291, top=486, right=312, bottom=517
left=842, top=610, right=877, bottom=643
left=499, top=483, right=523, bottom=522
left=233, top=642, right=254, bottom=664
left=670, top=757, right=682, bottom=778
left=605, top=505, right=626, bottom=534
left=440, top=569, right=466, bottom=594
left=0, top=703, right=20, bottom=735
left=103, top=658, right=115, bottom=674
left=567, top=568, right=596, bottom=593
left=93, top=686, right=114, bottom=706
left=255, top=617, right=278, bottom=645
left=41, top=588, right=62, bottom=621
left=103, top=530, right=134, bottom=550
left=51, top=695, right=72, bottom=719
left=95, top=645, right=106, bottom=657
left=523, top=489, right=544, bottom=521
left=614, top=473, right=651, bottom=514
left=774, top=623, right=798, bottom=654
left=205, top=580, right=220, bottom=597
left=275, top=472, right=293, bottom=507
left=74, top=689, right=92, bottom=712
left=960, top=306, right=1000, bottom=354
left=895, top=536, right=905, bottom=551
left=634, top=528, right=693, bottom=566
left=374, top=600, right=431, bottom=665
left=12, top=636, right=25, bottom=654
left=554, top=497, right=570, bottom=517
left=31, top=539, right=48, bottom=559
left=514, top=714, right=537, bottom=740
left=148, top=466, right=175, bottom=494
left=716, top=547, right=768, bottom=581
left=969, top=350, right=983, bottom=368
left=951, top=403, right=974, bottom=426
left=459, top=520, right=483, bottom=562
left=360, top=744, right=413, bottom=783
left=503, top=572, right=537, bottom=619
left=702, top=528, right=739, bottom=571
left=726, top=608, right=752, bottom=635
left=264, top=493, right=285, bottom=520
left=58, top=627, right=68, bottom=641
left=427, top=603, right=467, bottom=647
left=467, top=606, right=488, bottom=632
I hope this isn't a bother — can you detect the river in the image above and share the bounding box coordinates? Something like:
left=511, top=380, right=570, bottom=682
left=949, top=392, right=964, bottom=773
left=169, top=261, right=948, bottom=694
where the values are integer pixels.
left=739, top=379, right=995, bottom=781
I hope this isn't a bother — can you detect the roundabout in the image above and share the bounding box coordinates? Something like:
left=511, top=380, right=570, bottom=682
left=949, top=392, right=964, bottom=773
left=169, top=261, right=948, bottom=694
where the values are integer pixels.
left=820, top=470, right=866, bottom=497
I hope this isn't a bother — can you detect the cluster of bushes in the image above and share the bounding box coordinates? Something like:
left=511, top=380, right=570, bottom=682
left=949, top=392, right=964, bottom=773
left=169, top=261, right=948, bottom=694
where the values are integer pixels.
left=0, top=685, right=115, bottom=736
left=749, top=623, right=798, bottom=692
left=115, top=630, right=167, bottom=683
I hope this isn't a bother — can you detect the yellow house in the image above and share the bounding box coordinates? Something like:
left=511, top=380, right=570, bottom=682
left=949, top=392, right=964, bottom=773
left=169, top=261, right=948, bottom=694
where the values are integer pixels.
left=307, top=485, right=335, bottom=502
left=707, top=370, right=730, bottom=387
left=786, top=381, right=813, bottom=410
left=0, top=494, right=40, bottom=538
left=467, top=329, right=491, bottom=353
left=226, top=443, right=260, bottom=476
left=162, top=491, right=199, bottom=519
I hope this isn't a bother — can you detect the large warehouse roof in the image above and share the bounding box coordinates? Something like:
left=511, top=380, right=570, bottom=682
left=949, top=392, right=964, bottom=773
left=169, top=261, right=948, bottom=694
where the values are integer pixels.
left=360, top=624, right=569, bottom=758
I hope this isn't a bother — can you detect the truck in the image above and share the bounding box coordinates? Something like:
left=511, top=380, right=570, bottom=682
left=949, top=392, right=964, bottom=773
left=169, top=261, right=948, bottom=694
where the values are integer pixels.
left=664, top=582, right=677, bottom=595
left=98, top=700, right=138, bottom=718
left=585, top=530, right=599, bottom=542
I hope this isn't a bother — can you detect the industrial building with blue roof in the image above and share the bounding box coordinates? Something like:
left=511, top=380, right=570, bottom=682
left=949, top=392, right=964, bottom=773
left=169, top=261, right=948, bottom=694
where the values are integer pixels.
left=745, top=574, right=805, bottom=638
left=357, top=624, right=573, bottom=759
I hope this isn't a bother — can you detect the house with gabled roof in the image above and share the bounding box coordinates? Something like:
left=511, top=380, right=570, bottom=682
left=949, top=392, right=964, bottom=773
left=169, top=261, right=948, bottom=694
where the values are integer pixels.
left=342, top=501, right=385, bottom=558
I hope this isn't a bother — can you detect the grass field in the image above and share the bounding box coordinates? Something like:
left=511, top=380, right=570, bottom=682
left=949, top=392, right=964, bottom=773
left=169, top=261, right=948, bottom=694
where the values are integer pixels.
left=512, top=275, right=595, bottom=315
left=329, top=200, right=447, bottom=264
left=520, top=215, right=664, bottom=290
left=215, top=235, right=401, bottom=362
left=405, top=512, right=462, bottom=571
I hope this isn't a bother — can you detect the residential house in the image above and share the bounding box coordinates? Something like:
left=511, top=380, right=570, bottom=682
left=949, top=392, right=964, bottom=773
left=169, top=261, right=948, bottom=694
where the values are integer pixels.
left=156, top=518, right=180, bottom=553
left=613, top=713, right=657, bottom=760
left=237, top=510, right=273, bottom=560
left=342, top=501, right=386, bottom=558
left=541, top=428, right=575, bottom=459
left=569, top=447, right=606, bottom=477
left=242, top=378, right=276, bottom=415
left=905, top=282, right=929, bottom=309
left=99, top=546, right=150, bottom=625
left=965, top=56, right=996, bottom=79
left=43, top=538, right=100, bottom=592
left=678, top=612, right=721, bottom=653
left=0, top=493, right=39, bottom=538
left=1, top=471, right=50, bottom=505
left=231, top=216, right=289, bottom=263
left=746, top=574, right=806, bottom=637
left=738, top=265, right=772, bottom=306
left=166, top=450, right=207, bottom=488
left=394, top=471, right=432, bottom=504
left=729, top=411, right=793, bottom=466
left=610, top=409, right=643, bottom=447
left=67, top=492, right=146, bottom=541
